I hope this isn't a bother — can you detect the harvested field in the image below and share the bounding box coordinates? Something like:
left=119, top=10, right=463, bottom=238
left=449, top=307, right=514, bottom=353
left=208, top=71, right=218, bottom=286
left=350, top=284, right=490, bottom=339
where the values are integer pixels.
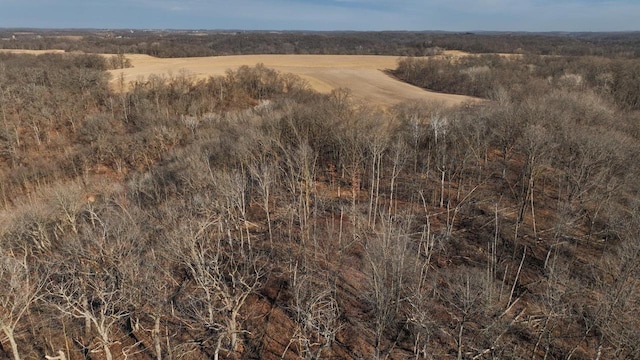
left=108, top=54, right=480, bottom=107
left=0, top=49, right=482, bottom=107
left=0, top=49, right=66, bottom=55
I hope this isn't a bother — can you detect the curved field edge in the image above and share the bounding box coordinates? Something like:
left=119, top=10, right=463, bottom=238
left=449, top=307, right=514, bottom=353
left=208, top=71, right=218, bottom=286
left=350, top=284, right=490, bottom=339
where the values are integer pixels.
left=0, top=49, right=483, bottom=107
left=107, top=53, right=481, bottom=108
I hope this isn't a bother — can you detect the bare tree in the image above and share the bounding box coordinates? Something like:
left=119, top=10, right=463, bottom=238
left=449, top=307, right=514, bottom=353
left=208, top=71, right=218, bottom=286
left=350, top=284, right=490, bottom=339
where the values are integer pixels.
left=514, top=122, right=555, bottom=242
left=0, top=251, right=43, bottom=360
left=283, top=264, right=342, bottom=359
left=530, top=253, right=571, bottom=359
left=50, top=277, right=127, bottom=360
left=45, top=200, right=140, bottom=360
left=580, top=208, right=640, bottom=359
left=552, top=124, right=632, bottom=239
left=121, top=239, right=175, bottom=360
left=249, top=159, right=278, bottom=247
left=210, top=168, right=252, bottom=251
left=405, top=283, right=439, bottom=360
left=280, top=142, right=317, bottom=252
left=363, top=213, right=415, bottom=359
left=364, top=118, right=390, bottom=229
left=437, top=267, right=499, bottom=360
left=178, top=219, right=264, bottom=359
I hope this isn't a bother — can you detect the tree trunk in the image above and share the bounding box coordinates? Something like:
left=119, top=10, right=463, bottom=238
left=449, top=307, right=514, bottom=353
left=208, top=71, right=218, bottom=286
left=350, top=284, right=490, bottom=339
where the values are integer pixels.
left=440, top=169, right=445, bottom=208
left=103, top=343, right=113, bottom=360
left=2, top=325, right=21, bottom=360
left=530, top=176, right=537, bottom=237
left=214, top=336, right=223, bottom=360
left=153, top=316, right=162, bottom=360
left=229, top=309, right=239, bottom=354
left=457, top=322, right=464, bottom=360
left=265, top=191, right=273, bottom=247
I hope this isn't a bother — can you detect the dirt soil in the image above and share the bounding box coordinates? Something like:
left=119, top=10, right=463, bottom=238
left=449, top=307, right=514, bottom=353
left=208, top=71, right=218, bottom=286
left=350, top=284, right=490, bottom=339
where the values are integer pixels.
left=108, top=54, right=481, bottom=107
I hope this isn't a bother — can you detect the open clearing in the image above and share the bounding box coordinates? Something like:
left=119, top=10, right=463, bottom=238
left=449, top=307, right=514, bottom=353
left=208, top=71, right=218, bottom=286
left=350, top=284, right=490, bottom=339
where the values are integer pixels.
left=109, top=54, right=480, bottom=107
left=0, top=49, right=66, bottom=55
left=0, top=49, right=480, bottom=107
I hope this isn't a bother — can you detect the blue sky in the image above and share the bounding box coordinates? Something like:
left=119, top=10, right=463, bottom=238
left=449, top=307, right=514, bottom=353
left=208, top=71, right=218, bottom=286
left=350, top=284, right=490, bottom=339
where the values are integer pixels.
left=0, top=0, right=638, bottom=31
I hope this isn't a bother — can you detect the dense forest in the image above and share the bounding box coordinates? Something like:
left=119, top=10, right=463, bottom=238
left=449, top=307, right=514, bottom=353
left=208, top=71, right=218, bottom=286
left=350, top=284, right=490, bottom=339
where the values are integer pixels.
left=0, top=34, right=639, bottom=359
left=2, top=29, right=640, bottom=58
left=392, top=54, right=640, bottom=110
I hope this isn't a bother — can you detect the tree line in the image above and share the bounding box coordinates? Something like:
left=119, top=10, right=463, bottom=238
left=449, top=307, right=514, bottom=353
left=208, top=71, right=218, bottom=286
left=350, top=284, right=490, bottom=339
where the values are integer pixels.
left=393, top=53, right=640, bottom=110
left=2, top=30, right=640, bottom=58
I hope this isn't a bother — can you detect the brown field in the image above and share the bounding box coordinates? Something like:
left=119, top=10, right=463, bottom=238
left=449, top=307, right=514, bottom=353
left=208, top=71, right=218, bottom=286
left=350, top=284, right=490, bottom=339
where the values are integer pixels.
left=109, top=54, right=480, bottom=107
left=0, top=49, right=66, bottom=55
left=0, top=49, right=482, bottom=107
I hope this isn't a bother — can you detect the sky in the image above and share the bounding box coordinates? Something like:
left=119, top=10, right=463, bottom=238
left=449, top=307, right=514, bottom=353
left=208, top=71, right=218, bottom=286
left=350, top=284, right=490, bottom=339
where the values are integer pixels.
left=0, top=0, right=638, bottom=31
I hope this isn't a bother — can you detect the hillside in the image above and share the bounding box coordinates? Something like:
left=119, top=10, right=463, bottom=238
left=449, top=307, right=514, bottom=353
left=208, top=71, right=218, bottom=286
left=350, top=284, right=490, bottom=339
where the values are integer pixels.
left=0, top=49, right=480, bottom=108
left=106, top=53, right=479, bottom=108
left=0, top=41, right=639, bottom=360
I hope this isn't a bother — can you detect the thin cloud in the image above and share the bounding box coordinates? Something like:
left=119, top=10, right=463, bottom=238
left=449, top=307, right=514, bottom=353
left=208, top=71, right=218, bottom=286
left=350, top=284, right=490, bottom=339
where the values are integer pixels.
left=0, top=0, right=637, bottom=30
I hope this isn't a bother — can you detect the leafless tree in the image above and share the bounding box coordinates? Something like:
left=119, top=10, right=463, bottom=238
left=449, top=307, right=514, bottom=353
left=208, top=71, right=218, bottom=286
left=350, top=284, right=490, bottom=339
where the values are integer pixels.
left=436, top=267, right=501, bottom=360
left=552, top=124, right=633, bottom=239
left=579, top=208, right=640, bottom=359
left=0, top=251, right=44, bottom=360
left=405, top=281, right=439, bottom=360
left=364, top=117, right=390, bottom=229
left=363, top=213, right=415, bottom=359
left=121, top=238, right=175, bottom=360
left=210, top=168, right=252, bottom=251
left=44, top=198, right=142, bottom=360
left=249, top=159, right=278, bottom=247
left=530, top=253, right=571, bottom=359
left=280, top=142, right=317, bottom=251
left=177, top=219, right=265, bottom=359
left=514, top=122, right=555, bottom=242
left=283, top=264, right=342, bottom=359
left=50, top=277, right=127, bottom=360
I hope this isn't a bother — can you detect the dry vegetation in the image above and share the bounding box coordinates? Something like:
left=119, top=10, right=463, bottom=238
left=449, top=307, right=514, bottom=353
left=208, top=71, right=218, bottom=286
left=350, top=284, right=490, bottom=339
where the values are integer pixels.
left=0, top=32, right=639, bottom=360
left=106, top=53, right=479, bottom=107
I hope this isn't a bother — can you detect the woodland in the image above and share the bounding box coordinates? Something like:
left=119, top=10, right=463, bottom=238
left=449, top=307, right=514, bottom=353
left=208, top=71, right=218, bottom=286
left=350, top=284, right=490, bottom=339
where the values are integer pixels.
left=0, top=31, right=639, bottom=359
left=2, top=30, right=640, bottom=57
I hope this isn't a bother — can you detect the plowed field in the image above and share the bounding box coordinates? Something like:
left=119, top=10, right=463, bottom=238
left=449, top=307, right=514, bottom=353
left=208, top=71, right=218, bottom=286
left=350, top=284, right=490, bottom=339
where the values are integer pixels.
left=0, top=50, right=481, bottom=107
left=108, top=54, right=479, bottom=107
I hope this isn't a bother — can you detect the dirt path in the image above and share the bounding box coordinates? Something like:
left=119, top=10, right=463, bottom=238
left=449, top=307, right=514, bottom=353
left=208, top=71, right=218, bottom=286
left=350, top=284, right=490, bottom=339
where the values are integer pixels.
left=108, top=54, right=480, bottom=108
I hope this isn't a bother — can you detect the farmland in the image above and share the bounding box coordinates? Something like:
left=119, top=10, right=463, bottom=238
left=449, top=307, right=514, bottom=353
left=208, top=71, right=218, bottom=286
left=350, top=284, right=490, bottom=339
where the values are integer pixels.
left=108, top=53, right=479, bottom=107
